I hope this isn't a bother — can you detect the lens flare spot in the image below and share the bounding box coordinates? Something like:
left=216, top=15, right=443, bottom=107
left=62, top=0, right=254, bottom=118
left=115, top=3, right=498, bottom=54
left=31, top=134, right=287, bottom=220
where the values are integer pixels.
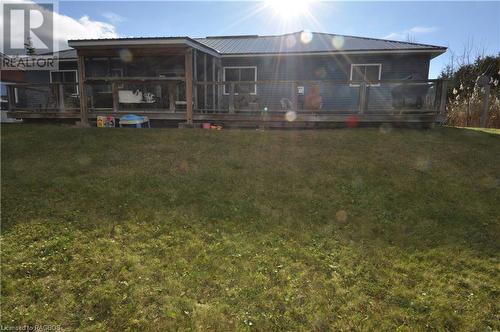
left=314, top=67, right=327, bottom=79
left=77, top=155, right=92, bottom=166
left=379, top=123, right=393, bottom=134
left=335, top=210, right=348, bottom=223
left=331, top=35, right=345, bottom=49
left=119, top=49, right=133, bottom=63
left=300, top=30, right=313, bottom=44
left=286, top=35, right=297, bottom=48
left=479, top=176, right=500, bottom=189
left=346, top=115, right=358, bottom=128
left=415, top=157, right=431, bottom=172
left=285, top=111, right=297, bottom=122
left=351, top=176, right=364, bottom=190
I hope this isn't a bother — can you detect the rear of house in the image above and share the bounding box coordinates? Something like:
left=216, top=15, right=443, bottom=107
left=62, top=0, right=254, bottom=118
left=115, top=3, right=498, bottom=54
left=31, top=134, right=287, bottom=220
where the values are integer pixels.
left=4, top=31, right=447, bottom=128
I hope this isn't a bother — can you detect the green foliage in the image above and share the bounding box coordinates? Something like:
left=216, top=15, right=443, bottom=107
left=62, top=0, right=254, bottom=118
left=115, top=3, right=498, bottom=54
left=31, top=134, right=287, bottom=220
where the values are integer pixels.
left=24, top=37, right=36, bottom=56
left=439, top=54, right=499, bottom=94
left=1, top=125, right=499, bottom=330
left=440, top=54, right=500, bottom=127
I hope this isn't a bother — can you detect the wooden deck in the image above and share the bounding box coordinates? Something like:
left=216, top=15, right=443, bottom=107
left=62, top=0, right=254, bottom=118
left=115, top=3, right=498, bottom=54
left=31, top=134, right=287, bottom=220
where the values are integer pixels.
left=7, top=109, right=438, bottom=128
left=5, top=77, right=447, bottom=128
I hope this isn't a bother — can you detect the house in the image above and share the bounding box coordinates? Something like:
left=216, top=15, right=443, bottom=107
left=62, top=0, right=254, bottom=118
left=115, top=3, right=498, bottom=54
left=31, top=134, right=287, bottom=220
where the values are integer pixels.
left=6, top=31, right=448, bottom=127
left=1, top=52, right=26, bottom=122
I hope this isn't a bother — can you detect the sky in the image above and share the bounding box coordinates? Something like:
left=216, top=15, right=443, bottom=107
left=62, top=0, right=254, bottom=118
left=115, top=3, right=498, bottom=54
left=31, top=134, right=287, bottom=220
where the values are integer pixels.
left=6, top=1, right=500, bottom=78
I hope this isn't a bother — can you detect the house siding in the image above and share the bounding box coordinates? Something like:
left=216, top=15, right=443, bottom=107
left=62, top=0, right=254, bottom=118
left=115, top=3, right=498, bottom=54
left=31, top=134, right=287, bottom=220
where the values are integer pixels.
left=220, top=53, right=432, bottom=111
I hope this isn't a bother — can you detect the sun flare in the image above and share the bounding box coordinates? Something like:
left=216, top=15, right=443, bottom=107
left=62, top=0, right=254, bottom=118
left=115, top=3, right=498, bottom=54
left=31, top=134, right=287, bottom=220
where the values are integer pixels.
left=266, top=0, right=312, bottom=19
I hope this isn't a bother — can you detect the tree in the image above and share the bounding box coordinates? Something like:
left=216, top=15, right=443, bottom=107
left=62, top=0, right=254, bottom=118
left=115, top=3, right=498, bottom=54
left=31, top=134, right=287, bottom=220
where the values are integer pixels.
left=439, top=53, right=500, bottom=127
left=24, top=37, right=36, bottom=55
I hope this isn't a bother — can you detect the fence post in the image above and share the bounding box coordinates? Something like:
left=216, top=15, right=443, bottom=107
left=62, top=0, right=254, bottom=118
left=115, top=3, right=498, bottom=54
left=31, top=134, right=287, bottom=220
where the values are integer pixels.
left=112, top=82, right=119, bottom=113
left=7, top=85, right=16, bottom=111
left=229, top=83, right=235, bottom=113
left=58, top=84, right=65, bottom=112
left=480, top=78, right=490, bottom=128
left=291, top=81, right=298, bottom=113
left=358, top=82, right=367, bottom=113
left=439, top=80, right=448, bottom=115
left=77, top=55, right=89, bottom=127
left=168, top=82, right=176, bottom=112
left=477, top=75, right=490, bottom=128
left=185, top=48, right=194, bottom=125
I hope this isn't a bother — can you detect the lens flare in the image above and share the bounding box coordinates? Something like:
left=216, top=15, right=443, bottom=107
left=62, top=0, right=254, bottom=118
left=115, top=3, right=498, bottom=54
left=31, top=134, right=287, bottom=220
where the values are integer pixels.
left=285, top=111, right=297, bottom=122
left=300, top=30, right=313, bottom=44
left=119, top=49, right=133, bottom=63
left=335, top=210, right=348, bottom=223
left=346, top=115, right=358, bottom=128
left=415, top=157, right=431, bottom=172
left=379, top=123, right=393, bottom=134
left=314, top=67, right=327, bottom=79
left=331, top=35, right=345, bottom=49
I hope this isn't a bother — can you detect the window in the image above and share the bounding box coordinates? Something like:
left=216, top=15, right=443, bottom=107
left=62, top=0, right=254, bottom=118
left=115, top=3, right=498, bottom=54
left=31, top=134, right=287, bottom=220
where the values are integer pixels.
left=350, top=64, right=381, bottom=86
left=50, top=70, right=78, bottom=94
left=223, top=67, right=257, bottom=95
left=110, top=68, right=123, bottom=77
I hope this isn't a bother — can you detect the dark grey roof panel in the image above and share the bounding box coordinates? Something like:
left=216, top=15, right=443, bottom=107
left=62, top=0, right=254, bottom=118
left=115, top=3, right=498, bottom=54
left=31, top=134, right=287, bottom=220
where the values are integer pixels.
left=195, top=31, right=446, bottom=55
left=55, top=49, right=77, bottom=59
left=63, top=31, right=445, bottom=57
left=40, top=48, right=77, bottom=59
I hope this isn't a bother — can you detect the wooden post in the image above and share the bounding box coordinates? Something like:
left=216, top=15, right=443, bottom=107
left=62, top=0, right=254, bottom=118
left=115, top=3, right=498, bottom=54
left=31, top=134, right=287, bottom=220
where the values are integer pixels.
left=7, top=85, right=16, bottom=110
left=358, top=82, right=367, bottom=114
left=168, top=82, right=176, bottom=112
left=193, top=49, right=198, bottom=111
left=185, top=49, right=193, bottom=125
left=204, top=53, right=208, bottom=111
left=58, top=84, right=65, bottom=112
left=229, top=83, right=235, bottom=113
left=112, top=82, right=119, bottom=113
left=217, top=59, right=223, bottom=111
left=291, top=81, right=298, bottom=112
left=212, top=58, right=216, bottom=110
left=77, top=55, right=89, bottom=126
left=480, top=84, right=490, bottom=128
left=439, top=80, right=448, bottom=115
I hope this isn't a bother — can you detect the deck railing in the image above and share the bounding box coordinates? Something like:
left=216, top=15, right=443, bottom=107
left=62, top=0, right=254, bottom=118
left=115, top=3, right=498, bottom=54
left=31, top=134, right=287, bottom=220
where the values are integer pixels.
left=5, top=83, right=80, bottom=113
left=6, top=78, right=447, bottom=122
left=84, top=78, right=187, bottom=114
left=193, top=79, right=446, bottom=115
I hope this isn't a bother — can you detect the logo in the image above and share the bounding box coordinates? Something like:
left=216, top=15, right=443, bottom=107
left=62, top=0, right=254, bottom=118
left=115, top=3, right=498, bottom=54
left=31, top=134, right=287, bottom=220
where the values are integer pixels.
left=2, top=2, right=58, bottom=70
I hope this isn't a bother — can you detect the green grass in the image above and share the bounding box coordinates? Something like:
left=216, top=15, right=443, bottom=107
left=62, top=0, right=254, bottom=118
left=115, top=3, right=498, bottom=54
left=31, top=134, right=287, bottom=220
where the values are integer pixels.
left=1, top=125, right=499, bottom=331
left=451, top=126, right=500, bottom=135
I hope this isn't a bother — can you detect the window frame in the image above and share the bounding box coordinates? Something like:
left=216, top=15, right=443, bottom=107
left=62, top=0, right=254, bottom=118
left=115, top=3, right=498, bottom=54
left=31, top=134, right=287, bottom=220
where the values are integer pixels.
left=223, top=66, right=257, bottom=95
left=349, top=64, right=382, bottom=87
left=50, top=69, right=79, bottom=94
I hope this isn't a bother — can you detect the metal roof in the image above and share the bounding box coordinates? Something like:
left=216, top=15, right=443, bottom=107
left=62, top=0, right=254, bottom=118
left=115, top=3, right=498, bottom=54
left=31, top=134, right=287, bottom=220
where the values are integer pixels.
left=68, top=37, right=220, bottom=57
left=50, top=49, right=77, bottom=59
left=195, top=31, right=446, bottom=56
left=64, top=31, right=446, bottom=58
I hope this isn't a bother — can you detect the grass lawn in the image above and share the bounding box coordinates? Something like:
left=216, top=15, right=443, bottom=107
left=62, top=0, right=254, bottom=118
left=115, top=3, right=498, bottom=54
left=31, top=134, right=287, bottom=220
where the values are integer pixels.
left=452, top=127, right=500, bottom=135
left=1, top=125, right=499, bottom=331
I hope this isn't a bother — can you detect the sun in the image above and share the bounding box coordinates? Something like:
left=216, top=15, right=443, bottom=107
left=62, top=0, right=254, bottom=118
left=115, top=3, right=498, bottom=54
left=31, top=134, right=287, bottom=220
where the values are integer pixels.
left=266, top=0, right=312, bottom=19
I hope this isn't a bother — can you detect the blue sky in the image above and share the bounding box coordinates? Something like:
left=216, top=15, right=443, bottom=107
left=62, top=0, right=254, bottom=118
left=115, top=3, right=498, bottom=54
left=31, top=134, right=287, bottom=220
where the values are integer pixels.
left=57, top=1, right=499, bottom=78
